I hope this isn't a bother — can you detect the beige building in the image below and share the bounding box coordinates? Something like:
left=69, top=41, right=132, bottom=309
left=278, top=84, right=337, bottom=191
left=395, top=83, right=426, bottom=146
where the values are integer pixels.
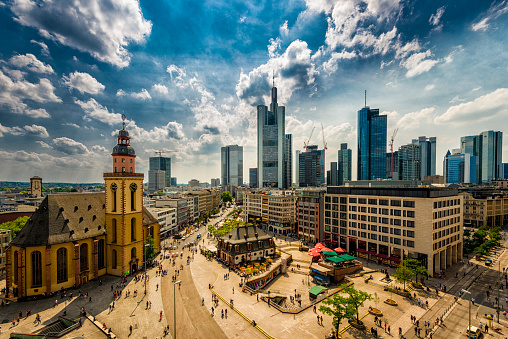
left=147, top=207, right=177, bottom=236
left=0, top=229, right=12, bottom=277
left=297, top=190, right=324, bottom=243
left=324, top=186, right=463, bottom=276
left=461, top=190, right=508, bottom=227
left=245, top=191, right=297, bottom=235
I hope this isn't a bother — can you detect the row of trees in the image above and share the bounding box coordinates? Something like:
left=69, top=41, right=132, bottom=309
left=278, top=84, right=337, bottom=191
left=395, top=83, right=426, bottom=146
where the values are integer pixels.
left=208, top=219, right=250, bottom=238
left=319, top=284, right=373, bottom=336
left=0, top=216, right=29, bottom=239
left=463, top=225, right=502, bottom=257
left=394, top=258, right=430, bottom=291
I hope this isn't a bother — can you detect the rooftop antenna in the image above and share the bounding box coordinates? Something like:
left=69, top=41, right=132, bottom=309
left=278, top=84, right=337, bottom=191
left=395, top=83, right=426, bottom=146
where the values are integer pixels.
left=121, top=111, right=126, bottom=130
left=364, top=90, right=367, bottom=108
left=272, top=70, right=275, bottom=87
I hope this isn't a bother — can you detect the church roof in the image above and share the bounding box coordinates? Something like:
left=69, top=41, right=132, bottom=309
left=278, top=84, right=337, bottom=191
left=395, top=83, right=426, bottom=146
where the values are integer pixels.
left=11, top=192, right=157, bottom=247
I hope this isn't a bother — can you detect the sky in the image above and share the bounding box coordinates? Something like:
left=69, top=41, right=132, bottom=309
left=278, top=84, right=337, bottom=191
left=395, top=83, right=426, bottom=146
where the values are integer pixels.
left=0, top=0, right=507, bottom=184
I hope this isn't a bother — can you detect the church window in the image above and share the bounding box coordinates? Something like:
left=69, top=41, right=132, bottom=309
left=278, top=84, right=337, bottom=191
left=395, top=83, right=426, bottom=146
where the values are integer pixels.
left=31, top=251, right=42, bottom=287
left=57, top=248, right=68, bottom=283
left=131, top=247, right=136, bottom=259
left=80, top=243, right=88, bottom=271
left=110, top=183, right=117, bottom=212
left=13, top=251, right=18, bottom=284
left=130, top=183, right=137, bottom=211
left=98, top=239, right=105, bottom=269
left=112, top=250, right=117, bottom=269
left=112, top=218, right=117, bottom=243
left=131, top=218, right=136, bottom=241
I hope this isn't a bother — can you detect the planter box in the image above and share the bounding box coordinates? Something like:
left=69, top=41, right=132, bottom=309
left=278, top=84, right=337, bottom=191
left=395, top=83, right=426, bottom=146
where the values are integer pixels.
left=349, top=320, right=366, bottom=330
left=384, top=299, right=398, bottom=306
left=369, top=308, right=383, bottom=316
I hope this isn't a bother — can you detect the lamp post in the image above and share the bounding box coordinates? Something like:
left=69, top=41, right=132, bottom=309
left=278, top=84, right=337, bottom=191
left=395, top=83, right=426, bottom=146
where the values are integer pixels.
left=493, top=258, right=501, bottom=323
left=144, top=243, right=150, bottom=295
left=174, top=280, right=181, bottom=339
left=462, top=289, right=472, bottom=339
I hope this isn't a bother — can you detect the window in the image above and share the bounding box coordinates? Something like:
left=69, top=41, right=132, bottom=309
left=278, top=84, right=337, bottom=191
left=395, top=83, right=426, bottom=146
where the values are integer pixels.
left=130, top=183, right=137, bottom=211
left=379, top=199, right=389, bottom=206
left=325, top=196, right=331, bottom=203
left=98, top=239, right=105, bottom=269
left=131, top=247, right=137, bottom=259
left=57, top=248, right=68, bottom=283
left=31, top=251, right=42, bottom=287
left=403, top=201, right=415, bottom=208
left=235, top=245, right=239, bottom=252
left=131, top=218, right=136, bottom=241
left=370, top=225, right=377, bottom=231
left=391, top=200, right=401, bottom=206
left=381, top=236, right=389, bottom=242
left=332, top=197, right=338, bottom=203
left=381, top=226, right=389, bottom=233
left=407, top=220, right=415, bottom=228
left=393, top=219, right=401, bottom=226
left=111, top=183, right=117, bottom=212
left=112, top=250, right=117, bottom=269
left=247, top=243, right=252, bottom=250
left=340, top=197, right=347, bottom=204
left=112, top=218, right=117, bottom=243
left=349, top=198, right=357, bottom=203
left=349, top=206, right=357, bottom=212
left=368, top=199, right=377, bottom=205
left=407, top=240, right=415, bottom=247
left=407, top=231, right=415, bottom=238
left=359, top=198, right=366, bottom=204
left=371, top=216, right=377, bottom=222
left=381, top=218, right=389, bottom=224
left=370, top=234, right=377, bottom=240
left=393, top=210, right=401, bottom=216
left=381, top=209, right=389, bottom=215
left=80, top=243, right=88, bottom=271
left=393, top=238, right=401, bottom=245
left=122, top=158, right=125, bottom=163
left=407, top=211, right=415, bottom=218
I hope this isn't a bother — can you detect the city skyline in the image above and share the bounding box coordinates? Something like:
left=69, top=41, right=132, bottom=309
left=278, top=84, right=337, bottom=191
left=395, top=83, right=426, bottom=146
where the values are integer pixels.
left=0, top=0, right=507, bottom=183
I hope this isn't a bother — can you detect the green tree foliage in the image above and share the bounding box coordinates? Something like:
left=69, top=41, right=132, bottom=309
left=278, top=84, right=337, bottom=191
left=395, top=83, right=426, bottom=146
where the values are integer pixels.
left=463, top=229, right=471, bottom=239
left=0, top=216, right=30, bottom=239
left=144, top=235, right=157, bottom=259
left=394, top=265, right=413, bottom=290
left=319, top=284, right=355, bottom=336
left=402, top=258, right=430, bottom=282
left=208, top=219, right=250, bottom=238
left=341, top=284, right=372, bottom=325
left=221, top=191, right=233, bottom=203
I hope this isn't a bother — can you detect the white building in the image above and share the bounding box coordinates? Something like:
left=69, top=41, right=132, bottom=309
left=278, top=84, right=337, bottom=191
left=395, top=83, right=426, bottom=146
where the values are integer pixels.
left=147, top=207, right=177, bottom=236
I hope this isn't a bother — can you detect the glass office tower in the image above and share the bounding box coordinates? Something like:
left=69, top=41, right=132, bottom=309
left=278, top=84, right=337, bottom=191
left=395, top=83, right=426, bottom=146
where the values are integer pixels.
left=357, top=107, right=387, bottom=180
left=221, top=145, right=243, bottom=186
left=149, top=156, right=171, bottom=187
left=338, top=143, right=352, bottom=185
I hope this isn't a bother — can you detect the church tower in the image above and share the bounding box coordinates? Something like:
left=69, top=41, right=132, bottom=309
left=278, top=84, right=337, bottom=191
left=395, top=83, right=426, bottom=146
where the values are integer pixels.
left=104, top=116, right=144, bottom=276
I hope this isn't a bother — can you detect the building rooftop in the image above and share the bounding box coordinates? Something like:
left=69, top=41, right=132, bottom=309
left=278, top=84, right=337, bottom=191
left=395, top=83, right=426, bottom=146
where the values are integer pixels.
left=327, top=186, right=458, bottom=198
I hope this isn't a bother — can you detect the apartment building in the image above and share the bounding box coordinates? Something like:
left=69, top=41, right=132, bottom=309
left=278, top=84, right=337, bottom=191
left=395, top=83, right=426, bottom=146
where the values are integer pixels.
left=324, top=186, right=463, bottom=276
left=147, top=207, right=177, bottom=236
left=0, top=229, right=12, bottom=277
left=245, top=191, right=297, bottom=235
left=155, top=198, right=188, bottom=229
left=461, top=190, right=508, bottom=227
left=296, top=190, right=324, bottom=243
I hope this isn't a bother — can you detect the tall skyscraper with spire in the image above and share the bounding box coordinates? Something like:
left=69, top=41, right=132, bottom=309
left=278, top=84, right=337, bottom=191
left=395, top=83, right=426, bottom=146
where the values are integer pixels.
left=257, top=76, right=288, bottom=188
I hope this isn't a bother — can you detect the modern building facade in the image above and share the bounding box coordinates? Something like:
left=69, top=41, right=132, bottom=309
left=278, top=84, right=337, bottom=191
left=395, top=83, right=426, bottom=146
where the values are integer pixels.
left=285, top=134, right=293, bottom=189
left=295, top=150, right=300, bottom=186
left=398, top=143, right=421, bottom=181
left=327, top=162, right=338, bottom=186
left=257, top=83, right=287, bottom=188
left=149, top=156, right=171, bottom=187
left=148, top=170, right=165, bottom=193
left=170, top=177, right=177, bottom=186
left=460, top=131, right=503, bottom=184
left=245, top=191, right=297, bottom=235
left=0, top=229, right=12, bottom=277
left=249, top=168, right=258, bottom=188
left=323, top=185, right=462, bottom=275
left=298, top=146, right=325, bottom=187
left=338, top=143, right=352, bottom=185
left=386, top=151, right=399, bottom=180
left=147, top=207, right=177, bottom=236
left=357, top=106, right=387, bottom=180
left=211, top=178, right=220, bottom=187
left=297, top=190, right=325, bottom=242
left=412, top=136, right=436, bottom=180
left=221, top=145, right=244, bottom=187
left=443, top=151, right=477, bottom=184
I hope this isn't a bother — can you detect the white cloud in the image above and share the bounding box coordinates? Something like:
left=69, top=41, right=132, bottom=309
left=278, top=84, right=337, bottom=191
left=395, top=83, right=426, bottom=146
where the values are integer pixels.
left=394, top=107, right=435, bottom=129
left=471, top=1, right=508, bottom=32
left=30, top=40, right=50, bottom=56
left=424, top=84, right=435, bottom=91
left=91, top=145, right=108, bottom=153
left=53, top=137, right=89, bottom=155
left=152, top=84, right=169, bottom=95
left=9, top=0, right=152, bottom=68
left=131, top=88, right=151, bottom=100
left=64, top=123, right=81, bottom=128
left=62, top=71, right=105, bottom=95
left=435, top=88, right=508, bottom=125
left=280, top=20, right=289, bottom=36
left=74, top=98, right=123, bottom=125
left=429, top=6, right=445, bottom=28
left=36, top=141, right=52, bottom=149
left=400, top=50, right=439, bottom=77
left=322, top=50, right=356, bottom=74
left=9, top=53, right=54, bottom=73
left=0, top=123, right=49, bottom=138
left=116, top=89, right=127, bottom=97
left=310, top=107, right=317, bottom=111
left=167, top=65, right=187, bottom=88
left=126, top=121, right=185, bottom=142
left=268, top=38, right=281, bottom=58
left=0, top=68, right=60, bottom=117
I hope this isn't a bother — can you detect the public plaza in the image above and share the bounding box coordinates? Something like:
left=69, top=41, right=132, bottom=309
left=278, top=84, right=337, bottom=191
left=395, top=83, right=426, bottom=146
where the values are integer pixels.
left=2, top=227, right=508, bottom=339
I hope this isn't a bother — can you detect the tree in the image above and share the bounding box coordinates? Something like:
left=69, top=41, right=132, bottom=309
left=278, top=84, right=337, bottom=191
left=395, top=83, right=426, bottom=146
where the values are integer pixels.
left=463, top=229, right=471, bottom=239
left=0, top=216, right=30, bottom=239
left=402, top=258, right=430, bottom=283
left=221, top=191, right=233, bottom=203
left=319, top=284, right=355, bottom=336
left=394, top=265, right=413, bottom=291
left=144, top=235, right=157, bottom=259
left=341, top=284, right=372, bottom=325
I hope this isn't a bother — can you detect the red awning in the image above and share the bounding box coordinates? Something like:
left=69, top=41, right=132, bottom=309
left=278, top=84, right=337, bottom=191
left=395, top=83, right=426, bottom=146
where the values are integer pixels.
left=377, top=254, right=388, bottom=259
left=308, top=252, right=321, bottom=257
left=356, top=248, right=366, bottom=253
left=334, top=247, right=346, bottom=253
left=388, top=256, right=401, bottom=262
left=366, top=251, right=377, bottom=256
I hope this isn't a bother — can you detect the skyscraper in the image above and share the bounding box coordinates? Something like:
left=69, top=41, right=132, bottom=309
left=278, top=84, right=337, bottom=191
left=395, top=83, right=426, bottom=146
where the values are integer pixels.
left=357, top=106, right=387, bottom=180
left=443, top=150, right=477, bottom=184
left=148, top=170, right=165, bottom=193
left=328, top=162, right=338, bottom=186
left=295, top=150, right=300, bottom=186
left=338, top=143, right=352, bottom=185
left=460, top=130, right=503, bottom=184
left=221, top=145, right=243, bottom=186
left=386, top=151, right=399, bottom=179
left=249, top=168, right=258, bottom=188
left=298, top=145, right=325, bottom=187
left=285, top=134, right=293, bottom=188
left=398, top=143, right=420, bottom=180
left=149, top=156, right=171, bottom=187
left=257, top=81, right=287, bottom=188
left=412, top=136, right=436, bottom=180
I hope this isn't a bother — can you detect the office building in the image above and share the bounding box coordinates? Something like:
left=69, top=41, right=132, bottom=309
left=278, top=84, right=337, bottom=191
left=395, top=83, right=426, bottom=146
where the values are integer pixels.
left=245, top=191, right=297, bottom=235
left=398, top=143, right=421, bottom=181
left=221, top=145, right=243, bottom=187
left=170, top=177, right=177, bottom=186
left=443, top=151, right=477, bottom=184
left=338, top=143, right=352, bottom=185
left=461, top=189, right=508, bottom=227
left=357, top=106, right=387, bottom=180
left=327, top=162, right=338, bottom=186
left=323, top=185, right=462, bottom=275
left=149, top=156, right=171, bottom=187
left=148, top=170, right=165, bottom=193
left=211, top=178, right=220, bottom=187
left=386, top=151, right=399, bottom=180
left=412, top=136, right=436, bottom=180
left=298, top=145, right=325, bottom=187
left=285, top=134, right=293, bottom=188
left=504, top=164, right=508, bottom=180
left=460, top=131, right=503, bottom=184
left=257, top=81, right=287, bottom=188
left=249, top=168, right=258, bottom=188
left=189, top=179, right=200, bottom=187
left=147, top=207, right=177, bottom=236
left=297, top=190, right=324, bottom=242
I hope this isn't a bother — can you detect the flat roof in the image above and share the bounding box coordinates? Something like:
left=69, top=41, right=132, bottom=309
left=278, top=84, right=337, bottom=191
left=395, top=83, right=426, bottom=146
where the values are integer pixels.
left=327, top=186, right=458, bottom=198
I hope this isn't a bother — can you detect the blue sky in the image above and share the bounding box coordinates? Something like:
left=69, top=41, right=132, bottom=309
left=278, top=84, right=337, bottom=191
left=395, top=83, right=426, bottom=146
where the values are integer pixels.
left=0, top=0, right=507, bottom=183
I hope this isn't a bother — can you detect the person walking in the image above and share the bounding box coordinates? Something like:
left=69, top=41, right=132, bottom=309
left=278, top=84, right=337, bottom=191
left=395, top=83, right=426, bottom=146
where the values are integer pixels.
left=129, top=325, right=133, bottom=335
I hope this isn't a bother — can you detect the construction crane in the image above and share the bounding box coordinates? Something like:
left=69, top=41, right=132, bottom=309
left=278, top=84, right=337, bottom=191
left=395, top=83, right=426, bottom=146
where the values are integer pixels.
left=154, top=150, right=176, bottom=157
left=321, top=123, right=327, bottom=152
left=389, top=128, right=398, bottom=179
left=321, top=123, right=328, bottom=185
left=304, top=126, right=315, bottom=152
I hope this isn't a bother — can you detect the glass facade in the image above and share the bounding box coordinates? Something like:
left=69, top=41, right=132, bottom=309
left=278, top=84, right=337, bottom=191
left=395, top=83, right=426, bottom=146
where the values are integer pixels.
left=149, top=156, right=171, bottom=187
left=249, top=168, right=257, bottom=188
left=460, top=131, right=502, bottom=183
left=443, top=152, right=477, bottom=184
left=357, top=107, right=387, bottom=180
left=399, top=143, right=420, bottom=180
left=412, top=136, right=436, bottom=179
left=338, top=143, right=352, bottom=185
left=298, top=145, right=324, bottom=187
left=221, top=145, right=244, bottom=186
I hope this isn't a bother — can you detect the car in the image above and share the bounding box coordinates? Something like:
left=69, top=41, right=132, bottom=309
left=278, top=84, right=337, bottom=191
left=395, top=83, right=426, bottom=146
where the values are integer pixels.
left=485, top=259, right=493, bottom=266
left=173, top=234, right=182, bottom=239
left=466, top=326, right=483, bottom=338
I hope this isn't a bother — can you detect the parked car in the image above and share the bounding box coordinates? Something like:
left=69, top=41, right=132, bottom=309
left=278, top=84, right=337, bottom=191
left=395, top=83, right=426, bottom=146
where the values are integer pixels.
left=466, top=326, right=483, bottom=338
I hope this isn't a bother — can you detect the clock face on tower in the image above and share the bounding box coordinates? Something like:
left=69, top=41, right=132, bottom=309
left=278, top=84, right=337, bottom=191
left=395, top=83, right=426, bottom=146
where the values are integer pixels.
left=110, top=183, right=118, bottom=192
left=129, top=183, right=137, bottom=192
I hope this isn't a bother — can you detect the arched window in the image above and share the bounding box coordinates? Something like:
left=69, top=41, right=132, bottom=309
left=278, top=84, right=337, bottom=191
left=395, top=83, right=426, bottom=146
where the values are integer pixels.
left=13, top=251, right=18, bottom=284
left=112, top=250, right=117, bottom=269
left=130, top=183, right=137, bottom=211
left=131, top=247, right=136, bottom=259
left=31, top=251, right=42, bottom=287
left=112, top=218, right=117, bottom=243
left=57, top=248, right=68, bottom=283
left=110, top=183, right=117, bottom=212
left=131, top=218, right=136, bottom=241
left=80, top=243, right=88, bottom=271
left=98, top=239, right=105, bottom=269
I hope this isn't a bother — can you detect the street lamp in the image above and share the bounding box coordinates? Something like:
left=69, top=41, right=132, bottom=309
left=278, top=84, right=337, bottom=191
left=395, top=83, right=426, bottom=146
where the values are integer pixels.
left=174, top=280, right=181, bottom=339
left=462, top=289, right=472, bottom=339
left=493, top=258, right=501, bottom=323
left=144, top=243, right=150, bottom=295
